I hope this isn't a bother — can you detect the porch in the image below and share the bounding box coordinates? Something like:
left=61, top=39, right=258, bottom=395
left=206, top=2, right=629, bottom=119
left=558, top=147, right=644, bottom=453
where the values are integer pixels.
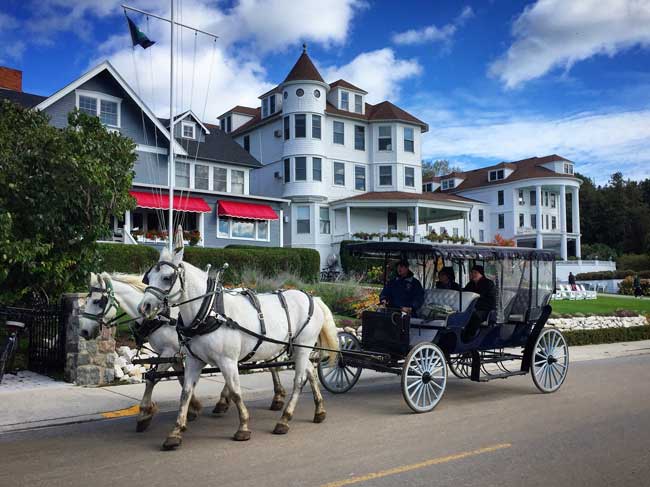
left=329, top=192, right=474, bottom=245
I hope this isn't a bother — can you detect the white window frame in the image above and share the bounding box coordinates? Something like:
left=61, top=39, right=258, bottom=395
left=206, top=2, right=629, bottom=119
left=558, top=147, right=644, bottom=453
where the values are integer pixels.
left=296, top=205, right=311, bottom=234
left=181, top=121, right=196, bottom=139
left=216, top=215, right=271, bottom=242
left=441, top=179, right=455, bottom=190
left=194, top=163, right=210, bottom=190
left=333, top=121, right=345, bottom=145
left=403, top=127, right=414, bottom=153
left=355, top=165, right=366, bottom=191
left=333, top=161, right=346, bottom=186
left=75, top=89, right=122, bottom=128
left=354, top=94, right=363, bottom=113
left=378, top=126, right=392, bottom=151
left=319, top=207, right=331, bottom=234
left=340, top=91, right=349, bottom=111
left=489, top=169, right=505, bottom=181
left=564, top=162, right=574, bottom=174
left=378, top=165, right=392, bottom=186
left=404, top=166, right=415, bottom=187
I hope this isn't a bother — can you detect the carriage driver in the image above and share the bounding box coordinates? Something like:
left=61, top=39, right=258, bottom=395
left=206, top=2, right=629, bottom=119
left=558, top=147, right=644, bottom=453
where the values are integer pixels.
left=380, top=259, right=424, bottom=314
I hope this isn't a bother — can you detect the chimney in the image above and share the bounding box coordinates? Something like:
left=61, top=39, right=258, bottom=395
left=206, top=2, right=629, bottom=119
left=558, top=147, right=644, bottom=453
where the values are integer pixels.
left=0, top=66, right=23, bottom=92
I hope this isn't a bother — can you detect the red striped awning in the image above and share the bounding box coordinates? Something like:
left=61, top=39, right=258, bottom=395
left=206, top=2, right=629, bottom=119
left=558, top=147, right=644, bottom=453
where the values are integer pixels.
left=130, top=191, right=211, bottom=213
left=217, top=200, right=278, bottom=220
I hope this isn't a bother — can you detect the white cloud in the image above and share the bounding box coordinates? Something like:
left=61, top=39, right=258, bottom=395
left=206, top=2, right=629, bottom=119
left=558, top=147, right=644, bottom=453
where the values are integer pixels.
left=421, top=107, right=650, bottom=182
left=322, top=48, right=422, bottom=103
left=392, top=6, right=474, bottom=46
left=490, top=0, right=650, bottom=88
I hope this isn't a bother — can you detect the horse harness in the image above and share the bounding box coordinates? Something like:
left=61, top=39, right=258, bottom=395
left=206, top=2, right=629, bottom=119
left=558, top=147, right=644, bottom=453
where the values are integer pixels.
left=175, top=277, right=314, bottom=363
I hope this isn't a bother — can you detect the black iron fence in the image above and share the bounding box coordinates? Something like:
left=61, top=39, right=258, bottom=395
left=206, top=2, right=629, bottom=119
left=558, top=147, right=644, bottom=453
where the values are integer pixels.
left=0, top=301, right=66, bottom=376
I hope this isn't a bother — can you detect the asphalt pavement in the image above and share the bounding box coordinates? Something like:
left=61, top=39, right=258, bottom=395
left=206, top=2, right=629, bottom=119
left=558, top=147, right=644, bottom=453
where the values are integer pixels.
left=1, top=353, right=649, bottom=487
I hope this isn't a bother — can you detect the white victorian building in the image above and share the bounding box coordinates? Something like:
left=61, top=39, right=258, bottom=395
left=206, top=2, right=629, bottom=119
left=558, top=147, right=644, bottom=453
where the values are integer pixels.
left=220, top=47, right=475, bottom=266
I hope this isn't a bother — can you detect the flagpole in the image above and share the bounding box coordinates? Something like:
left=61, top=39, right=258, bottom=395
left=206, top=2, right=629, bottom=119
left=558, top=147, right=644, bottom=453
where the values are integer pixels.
left=168, top=0, right=175, bottom=252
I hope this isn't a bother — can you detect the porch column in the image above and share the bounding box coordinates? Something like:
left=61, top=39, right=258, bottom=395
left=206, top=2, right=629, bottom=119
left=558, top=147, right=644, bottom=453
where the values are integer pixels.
left=512, top=187, right=519, bottom=232
left=123, top=211, right=132, bottom=244
left=535, top=185, right=543, bottom=249
left=463, top=210, right=469, bottom=239
left=560, top=185, right=567, bottom=261
left=199, top=212, right=205, bottom=247
left=346, top=205, right=351, bottom=237
left=279, top=208, right=284, bottom=247
left=572, top=187, right=581, bottom=258
left=413, top=206, right=419, bottom=240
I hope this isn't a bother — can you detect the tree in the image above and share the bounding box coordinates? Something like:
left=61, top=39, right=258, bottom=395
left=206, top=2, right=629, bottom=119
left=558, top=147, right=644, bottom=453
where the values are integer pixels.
left=0, top=101, right=136, bottom=302
left=422, top=159, right=462, bottom=179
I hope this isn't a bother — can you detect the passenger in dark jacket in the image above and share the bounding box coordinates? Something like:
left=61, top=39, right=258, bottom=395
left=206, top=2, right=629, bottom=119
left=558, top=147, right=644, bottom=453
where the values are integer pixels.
left=462, top=265, right=497, bottom=341
left=436, top=267, right=461, bottom=291
left=380, top=260, right=424, bottom=313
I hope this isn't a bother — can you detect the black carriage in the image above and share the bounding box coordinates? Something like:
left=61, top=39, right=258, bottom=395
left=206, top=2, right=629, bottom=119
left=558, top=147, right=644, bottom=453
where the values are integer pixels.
left=317, top=242, right=568, bottom=413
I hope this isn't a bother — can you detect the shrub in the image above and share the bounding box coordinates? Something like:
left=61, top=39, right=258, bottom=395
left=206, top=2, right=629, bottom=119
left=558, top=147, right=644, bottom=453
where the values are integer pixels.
left=575, top=270, right=650, bottom=280
left=94, top=244, right=319, bottom=282
left=618, top=276, right=650, bottom=296
left=339, top=240, right=385, bottom=276
left=616, top=253, right=650, bottom=271
left=96, top=243, right=159, bottom=274
left=581, top=243, right=618, bottom=260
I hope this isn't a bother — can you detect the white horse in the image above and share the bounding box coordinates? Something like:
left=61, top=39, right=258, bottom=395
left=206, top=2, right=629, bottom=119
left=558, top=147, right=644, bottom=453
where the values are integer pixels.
left=79, top=272, right=289, bottom=432
left=137, top=243, right=339, bottom=450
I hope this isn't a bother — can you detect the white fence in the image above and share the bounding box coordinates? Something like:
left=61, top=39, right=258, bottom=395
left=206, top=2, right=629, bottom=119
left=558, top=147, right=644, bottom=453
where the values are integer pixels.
left=556, top=260, right=616, bottom=282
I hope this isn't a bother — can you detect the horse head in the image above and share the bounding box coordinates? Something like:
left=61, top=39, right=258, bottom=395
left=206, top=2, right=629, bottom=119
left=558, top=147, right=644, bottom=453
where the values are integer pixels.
left=79, top=273, right=118, bottom=340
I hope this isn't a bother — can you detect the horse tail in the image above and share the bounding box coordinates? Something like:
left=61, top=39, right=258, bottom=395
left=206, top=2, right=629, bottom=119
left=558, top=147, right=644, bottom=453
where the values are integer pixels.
left=315, top=297, right=339, bottom=366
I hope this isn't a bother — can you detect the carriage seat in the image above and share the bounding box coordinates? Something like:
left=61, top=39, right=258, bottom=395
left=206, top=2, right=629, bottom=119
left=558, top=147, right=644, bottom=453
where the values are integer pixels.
left=419, top=289, right=479, bottom=316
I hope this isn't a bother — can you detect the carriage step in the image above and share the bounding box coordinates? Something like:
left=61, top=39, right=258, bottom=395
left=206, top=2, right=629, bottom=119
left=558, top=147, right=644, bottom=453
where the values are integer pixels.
left=478, top=370, right=527, bottom=382
left=132, top=356, right=181, bottom=365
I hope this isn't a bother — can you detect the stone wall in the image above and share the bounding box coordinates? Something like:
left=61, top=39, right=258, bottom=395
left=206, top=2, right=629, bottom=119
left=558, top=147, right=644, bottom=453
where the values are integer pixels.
left=63, top=293, right=117, bottom=386
left=548, top=315, right=648, bottom=331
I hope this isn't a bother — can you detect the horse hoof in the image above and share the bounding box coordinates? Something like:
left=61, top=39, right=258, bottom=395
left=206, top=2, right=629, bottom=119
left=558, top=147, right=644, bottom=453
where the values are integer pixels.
left=313, top=412, right=327, bottom=424
left=272, top=423, right=289, bottom=435
left=161, top=436, right=182, bottom=451
left=212, top=403, right=229, bottom=415
left=233, top=430, right=251, bottom=441
left=136, top=416, right=153, bottom=432
left=187, top=410, right=199, bottom=422
left=269, top=400, right=284, bottom=411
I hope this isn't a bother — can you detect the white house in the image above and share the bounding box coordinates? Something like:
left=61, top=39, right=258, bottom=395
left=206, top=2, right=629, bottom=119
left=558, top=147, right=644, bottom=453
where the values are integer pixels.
left=221, top=47, right=475, bottom=266
left=422, top=155, right=581, bottom=259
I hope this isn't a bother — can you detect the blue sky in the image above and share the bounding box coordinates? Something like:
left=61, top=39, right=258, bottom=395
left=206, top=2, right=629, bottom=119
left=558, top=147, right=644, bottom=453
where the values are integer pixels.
left=2, top=0, right=650, bottom=183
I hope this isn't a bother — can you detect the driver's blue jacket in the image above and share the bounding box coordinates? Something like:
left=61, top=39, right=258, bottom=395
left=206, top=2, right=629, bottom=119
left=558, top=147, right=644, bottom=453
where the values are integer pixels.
left=380, top=272, right=424, bottom=311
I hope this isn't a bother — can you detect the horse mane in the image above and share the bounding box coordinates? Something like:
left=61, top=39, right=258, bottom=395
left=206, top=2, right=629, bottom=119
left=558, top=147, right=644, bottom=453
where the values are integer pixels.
left=103, top=272, right=147, bottom=292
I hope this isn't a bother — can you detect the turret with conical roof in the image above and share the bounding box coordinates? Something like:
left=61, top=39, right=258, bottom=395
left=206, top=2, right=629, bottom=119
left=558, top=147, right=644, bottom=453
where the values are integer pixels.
left=283, top=44, right=325, bottom=84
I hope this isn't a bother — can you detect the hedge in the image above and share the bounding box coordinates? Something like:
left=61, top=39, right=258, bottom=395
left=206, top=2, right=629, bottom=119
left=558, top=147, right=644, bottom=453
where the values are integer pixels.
left=339, top=240, right=386, bottom=275
left=563, top=325, right=650, bottom=346
left=95, top=244, right=320, bottom=282
left=575, top=270, right=650, bottom=280
left=618, top=276, right=650, bottom=296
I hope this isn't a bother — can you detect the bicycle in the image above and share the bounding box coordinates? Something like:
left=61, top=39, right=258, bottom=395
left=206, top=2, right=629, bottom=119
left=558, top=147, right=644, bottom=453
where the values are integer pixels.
left=0, top=316, right=26, bottom=384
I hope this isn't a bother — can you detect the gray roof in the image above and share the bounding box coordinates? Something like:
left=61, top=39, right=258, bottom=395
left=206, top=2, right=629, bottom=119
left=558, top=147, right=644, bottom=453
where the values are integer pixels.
left=160, top=118, right=262, bottom=168
left=0, top=88, right=47, bottom=108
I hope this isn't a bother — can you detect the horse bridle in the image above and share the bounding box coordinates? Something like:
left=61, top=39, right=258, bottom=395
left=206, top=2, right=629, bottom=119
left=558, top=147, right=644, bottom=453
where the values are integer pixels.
left=82, top=279, right=120, bottom=326
left=142, top=261, right=185, bottom=306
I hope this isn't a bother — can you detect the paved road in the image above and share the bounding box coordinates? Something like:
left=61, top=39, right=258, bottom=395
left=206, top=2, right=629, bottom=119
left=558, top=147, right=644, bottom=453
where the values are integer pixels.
left=1, top=354, right=649, bottom=487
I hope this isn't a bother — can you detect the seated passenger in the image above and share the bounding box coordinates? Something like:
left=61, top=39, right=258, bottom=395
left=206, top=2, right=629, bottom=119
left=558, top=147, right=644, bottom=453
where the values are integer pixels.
left=435, top=267, right=461, bottom=291
left=462, top=265, right=497, bottom=341
left=380, top=259, right=424, bottom=314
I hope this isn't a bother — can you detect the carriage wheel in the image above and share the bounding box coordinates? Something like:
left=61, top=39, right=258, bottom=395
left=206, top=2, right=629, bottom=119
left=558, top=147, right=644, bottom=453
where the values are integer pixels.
left=448, top=352, right=472, bottom=379
left=318, top=331, right=362, bottom=394
left=531, top=327, right=569, bottom=393
left=401, top=343, right=447, bottom=413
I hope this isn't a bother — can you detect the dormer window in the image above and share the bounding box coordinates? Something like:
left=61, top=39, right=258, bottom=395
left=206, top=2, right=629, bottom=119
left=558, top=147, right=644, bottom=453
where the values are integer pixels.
left=489, top=169, right=505, bottom=181
left=269, top=95, right=276, bottom=115
left=341, top=91, right=349, bottom=111
left=441, top=179, right=455, bottom=190
left=220, top=116, right=232, bottom=133
left=181, top=121, right=195, bottom=139
left=564, top=162, right=574, bottom=175
left=354, top=94, right=362, bottom=113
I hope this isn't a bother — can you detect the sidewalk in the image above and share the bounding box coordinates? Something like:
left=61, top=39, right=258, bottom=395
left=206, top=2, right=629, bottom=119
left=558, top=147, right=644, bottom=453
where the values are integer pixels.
left=2, top=340, right=649, bottom=434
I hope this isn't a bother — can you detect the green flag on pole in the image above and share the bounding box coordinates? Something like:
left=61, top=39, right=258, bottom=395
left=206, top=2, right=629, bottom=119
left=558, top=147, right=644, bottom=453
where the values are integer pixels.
left=126, top=14, right=155, bottom=49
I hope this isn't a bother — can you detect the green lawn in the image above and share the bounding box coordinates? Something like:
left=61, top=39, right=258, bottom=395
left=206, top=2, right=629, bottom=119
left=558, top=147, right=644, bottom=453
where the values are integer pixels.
left=551, top=295, right=650, bottom=316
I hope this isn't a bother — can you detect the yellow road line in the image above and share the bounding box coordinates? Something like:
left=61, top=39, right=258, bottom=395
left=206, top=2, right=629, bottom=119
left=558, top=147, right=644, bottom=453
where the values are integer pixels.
left=100, top=404, right=140, bottom=418
left=320, top=443, right=512, bottom=487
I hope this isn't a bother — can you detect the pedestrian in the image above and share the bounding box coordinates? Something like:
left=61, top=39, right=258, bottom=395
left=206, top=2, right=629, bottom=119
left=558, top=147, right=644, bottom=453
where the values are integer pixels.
left=568, top=272, right=577, bottom=291
left=633, top=274, right=643, bottom=299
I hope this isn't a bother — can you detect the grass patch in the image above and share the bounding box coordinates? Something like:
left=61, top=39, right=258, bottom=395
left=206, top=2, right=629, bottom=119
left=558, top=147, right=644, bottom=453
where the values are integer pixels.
left=564, top=325, right=650, bottom=346
left=551, top=295, right=650, bottom=316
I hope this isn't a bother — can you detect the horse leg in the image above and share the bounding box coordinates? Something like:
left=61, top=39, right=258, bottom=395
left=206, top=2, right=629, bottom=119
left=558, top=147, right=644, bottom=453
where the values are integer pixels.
left=173, top=361, right=202, bottom=421
left=212, top=383, right=231, bottom=414
left=306, top=362, right=326, bottom=424
left=273, top=349, right=309, bottom=435
left=269, top=367, right=286, bottom=411
left=220, top=359, right=251, bottom=441
left=162, top=355, right=204, bottom=451
left=136, top=369, right=159, bottom=433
